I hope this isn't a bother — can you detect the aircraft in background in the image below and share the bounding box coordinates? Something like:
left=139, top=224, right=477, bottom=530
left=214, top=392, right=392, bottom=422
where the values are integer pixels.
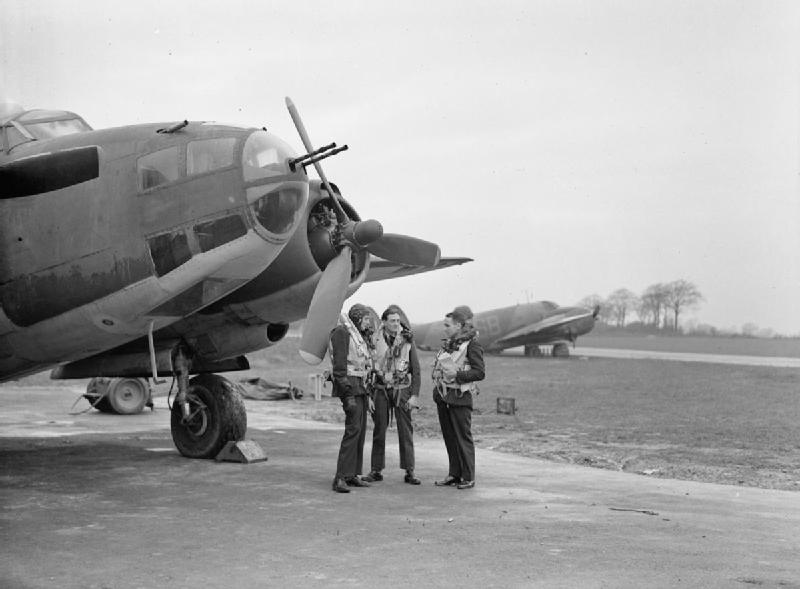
left=0, top=98, right=467, bottom=458
left=414, top=301, right=600, bottom=357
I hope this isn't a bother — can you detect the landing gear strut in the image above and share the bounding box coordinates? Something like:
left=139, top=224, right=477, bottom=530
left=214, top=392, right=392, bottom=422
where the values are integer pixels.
left=169, top=343, right=247, bottom=459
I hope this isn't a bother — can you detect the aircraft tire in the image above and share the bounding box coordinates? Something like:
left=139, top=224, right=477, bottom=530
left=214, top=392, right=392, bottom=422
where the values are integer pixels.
left=552, top=343, right=570, bottom=358
left=170, top=374, right=247, bottom=459
left=107, top=377, right=149, bottom=415
left=524, top=345, right=542, bottom=358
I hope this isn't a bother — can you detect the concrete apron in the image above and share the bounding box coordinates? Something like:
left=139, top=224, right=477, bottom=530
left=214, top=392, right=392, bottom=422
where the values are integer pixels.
left=1, top=390, right=799, bottom=588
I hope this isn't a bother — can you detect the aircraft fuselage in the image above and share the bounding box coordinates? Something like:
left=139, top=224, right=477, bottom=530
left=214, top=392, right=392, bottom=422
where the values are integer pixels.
left=0, top=112, right=308, bottom=380
left=413, top=301, right=597, bottom=353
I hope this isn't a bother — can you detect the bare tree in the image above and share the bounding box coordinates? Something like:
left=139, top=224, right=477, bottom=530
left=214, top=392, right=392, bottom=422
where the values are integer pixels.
left=664, top=279, right=704, bottom=331
left=605, top=288, right=639, bottom=327
left=639, top=283, right=669, bottom=328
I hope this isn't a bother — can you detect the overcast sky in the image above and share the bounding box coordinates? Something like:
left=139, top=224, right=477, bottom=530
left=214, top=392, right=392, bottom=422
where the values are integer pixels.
left=3, top=1, right=799, bottom=334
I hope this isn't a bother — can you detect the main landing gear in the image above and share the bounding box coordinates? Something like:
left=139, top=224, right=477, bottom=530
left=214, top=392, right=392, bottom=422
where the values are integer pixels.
left=523, top=345, right=544, bottom=358
left=523, top=343, right=571, bottom=358
left=85, top=343, right=248, bottom=459
left=169, top=344, right=247, bottom=459
left=552, top=343, right=570, bottom=358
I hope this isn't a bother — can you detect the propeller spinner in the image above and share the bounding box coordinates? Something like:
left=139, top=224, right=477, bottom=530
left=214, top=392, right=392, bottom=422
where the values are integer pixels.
left=286, top=97, right=441, bottom=364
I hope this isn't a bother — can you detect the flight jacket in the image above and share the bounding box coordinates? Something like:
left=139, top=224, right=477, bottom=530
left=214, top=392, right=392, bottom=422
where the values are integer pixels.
left=432, top=338, right=485, bottom=408
left=373, top=328, right=422, bottom=406
left=330, top=324, right=371, bottom=398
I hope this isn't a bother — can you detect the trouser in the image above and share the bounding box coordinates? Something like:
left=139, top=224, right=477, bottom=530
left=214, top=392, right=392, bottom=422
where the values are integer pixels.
left=436, top=400, right=475, bottom=482
left=335, top=395, right=367, bottom=479
left=370, top=387, right=415, bottom=472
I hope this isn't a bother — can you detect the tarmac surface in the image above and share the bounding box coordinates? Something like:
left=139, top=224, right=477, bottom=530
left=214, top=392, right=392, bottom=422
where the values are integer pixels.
left=576, top=347, right=800, bottom=368
left=2, top=386, right=800, bottom=588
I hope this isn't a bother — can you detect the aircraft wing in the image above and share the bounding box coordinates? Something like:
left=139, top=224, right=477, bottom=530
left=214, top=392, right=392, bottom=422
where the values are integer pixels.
left=364, top=255, right=472, bottom=283
left=494, top=310, right=595, bottom=346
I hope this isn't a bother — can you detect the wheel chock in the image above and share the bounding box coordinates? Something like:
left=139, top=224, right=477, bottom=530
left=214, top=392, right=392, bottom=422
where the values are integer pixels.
left=215, top=440, right=268, bottom=464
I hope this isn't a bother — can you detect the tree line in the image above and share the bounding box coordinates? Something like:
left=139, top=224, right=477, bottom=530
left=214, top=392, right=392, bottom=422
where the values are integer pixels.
left=577, top=279, right=703, bottom=332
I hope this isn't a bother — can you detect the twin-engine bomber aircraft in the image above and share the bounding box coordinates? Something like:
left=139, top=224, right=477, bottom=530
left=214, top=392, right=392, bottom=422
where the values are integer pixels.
left=0, top=98, right=468, bottom=458
left=414, top=301, right=599, bottom=357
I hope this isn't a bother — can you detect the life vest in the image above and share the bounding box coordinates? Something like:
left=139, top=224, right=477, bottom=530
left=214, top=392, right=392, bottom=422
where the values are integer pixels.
left=329, top=313, right=373, bottom=378
left=432, top=339, right=477, bottom=396
left=374, top=328, right=412, bottom=389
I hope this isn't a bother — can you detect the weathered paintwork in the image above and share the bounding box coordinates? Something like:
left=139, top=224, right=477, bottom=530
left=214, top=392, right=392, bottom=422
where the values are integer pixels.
left=0, top=110, right=309, bottom=380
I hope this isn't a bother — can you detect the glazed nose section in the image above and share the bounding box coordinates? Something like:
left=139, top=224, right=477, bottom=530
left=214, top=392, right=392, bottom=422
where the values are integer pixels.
left=242, top=129, right=308, bottom=239
left=246, top=185, right=306, bottom=236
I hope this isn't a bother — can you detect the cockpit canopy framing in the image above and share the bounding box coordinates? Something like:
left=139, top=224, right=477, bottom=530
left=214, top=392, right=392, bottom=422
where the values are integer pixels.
left=1, top=108, right=92, bottom=154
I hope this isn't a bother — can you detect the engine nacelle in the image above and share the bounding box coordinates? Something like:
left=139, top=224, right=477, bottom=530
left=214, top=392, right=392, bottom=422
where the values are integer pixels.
left=190, top=322, right=289, bottom=360
left=51, top=322, right=288, bottom=379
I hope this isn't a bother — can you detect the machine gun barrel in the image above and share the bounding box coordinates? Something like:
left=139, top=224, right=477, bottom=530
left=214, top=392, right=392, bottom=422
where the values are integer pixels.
left=157, top=120, right=189, bottom=134
left=302, top=145, right=349, bottom=169
left=288, top=142, right=337, bottom=171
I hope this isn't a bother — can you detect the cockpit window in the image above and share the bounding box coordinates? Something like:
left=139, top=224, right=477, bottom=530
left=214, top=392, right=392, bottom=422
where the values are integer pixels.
left=2, top=125, right=26, bottom=152
left=17, top=109, right=71, bottom=121
left=2, top=110, right=92, bottom=152
left=242, top=131, right=294, bottom=181
left=138, top=147, right=180, bottom=190
left=24, top=118, right=91, bottom=140
left=187, top=137, right=236, bottom=175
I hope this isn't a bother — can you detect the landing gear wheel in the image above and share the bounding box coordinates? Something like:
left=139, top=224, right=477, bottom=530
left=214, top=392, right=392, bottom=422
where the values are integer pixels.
left=107, top=378, right=149, bottom=414
left=552, top=343, right=570, bottom=358
left=170, top=374, right=247, bottom=459
left=524, top=345, right=542, bottom=358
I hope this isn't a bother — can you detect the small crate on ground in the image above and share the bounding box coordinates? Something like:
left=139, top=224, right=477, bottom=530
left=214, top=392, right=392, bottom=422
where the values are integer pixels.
left=496, top=397, right=516, bottom=415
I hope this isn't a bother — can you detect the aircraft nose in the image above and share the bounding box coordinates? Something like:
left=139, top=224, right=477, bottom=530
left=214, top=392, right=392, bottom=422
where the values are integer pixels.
left=246, top=185, right=306, bottom=237
left=241, top=129, right=308, bottom=239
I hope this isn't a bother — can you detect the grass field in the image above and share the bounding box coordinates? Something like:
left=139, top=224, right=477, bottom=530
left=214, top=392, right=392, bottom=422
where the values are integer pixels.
left=7, top=334, right=800, bottom=491
left=238, top=336, right=800, bottom=491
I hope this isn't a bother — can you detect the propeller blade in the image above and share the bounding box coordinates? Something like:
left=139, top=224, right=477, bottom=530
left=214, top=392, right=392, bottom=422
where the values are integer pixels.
left=299, top=247, right=353, bottom=365
left=285, top=97, right=348, bottom=224
left=366, top=234, right=441, bottom=267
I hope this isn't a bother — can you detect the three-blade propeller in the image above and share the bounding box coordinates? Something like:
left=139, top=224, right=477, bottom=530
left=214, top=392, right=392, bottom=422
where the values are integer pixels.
left=286, top=97, right=441, bottom=364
